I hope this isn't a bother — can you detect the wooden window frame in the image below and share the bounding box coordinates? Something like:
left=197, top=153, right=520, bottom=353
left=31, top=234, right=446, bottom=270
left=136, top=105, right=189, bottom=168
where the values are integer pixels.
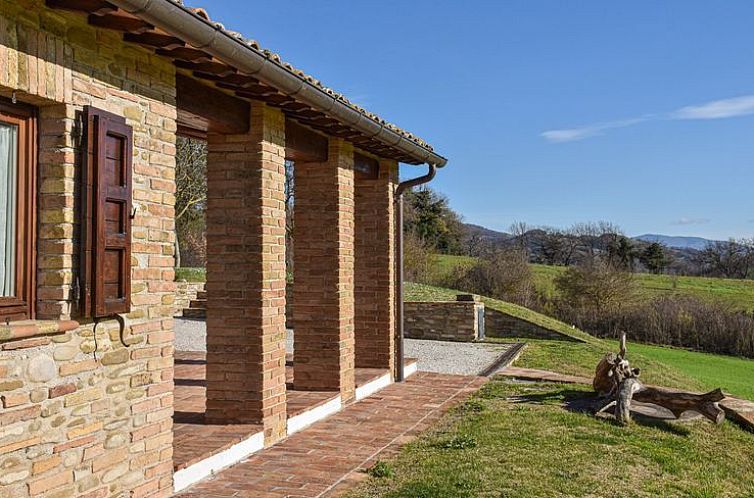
left=0, top=100, right=37, bottom=322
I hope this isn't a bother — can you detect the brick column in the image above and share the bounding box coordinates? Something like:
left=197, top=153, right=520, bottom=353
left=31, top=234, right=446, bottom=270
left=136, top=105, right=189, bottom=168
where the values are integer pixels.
left=205, top=102, right=288, bottom=445
left=354, top=159, right=398, bottom=375
left=293, top=139, right=356, bottom=401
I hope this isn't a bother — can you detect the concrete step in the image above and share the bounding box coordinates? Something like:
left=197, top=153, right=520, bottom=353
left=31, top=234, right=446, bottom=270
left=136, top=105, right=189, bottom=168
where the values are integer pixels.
left=189, top=299, right=206, bottom=309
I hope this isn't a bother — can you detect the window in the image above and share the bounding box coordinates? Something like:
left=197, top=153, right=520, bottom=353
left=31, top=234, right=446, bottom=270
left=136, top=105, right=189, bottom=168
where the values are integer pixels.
left=0, top=101, right=36, bottom=321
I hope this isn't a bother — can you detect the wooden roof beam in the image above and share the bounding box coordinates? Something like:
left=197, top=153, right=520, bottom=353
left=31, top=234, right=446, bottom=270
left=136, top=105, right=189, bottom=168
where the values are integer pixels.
left=176, top=74, right=250, bottom=135
left=88, top=10, right=152, bottom=34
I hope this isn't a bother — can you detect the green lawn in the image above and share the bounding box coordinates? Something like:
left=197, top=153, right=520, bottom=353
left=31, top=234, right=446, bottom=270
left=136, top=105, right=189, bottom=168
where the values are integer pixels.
left=348, top=381, right=754, bottom=498
left=493, top=337, right=705, bottom=394
left=175, top=267, right=206, bottom=282
left=628, top=342, right=754, bottom=401
left=432, top=255, right=754, bottom=311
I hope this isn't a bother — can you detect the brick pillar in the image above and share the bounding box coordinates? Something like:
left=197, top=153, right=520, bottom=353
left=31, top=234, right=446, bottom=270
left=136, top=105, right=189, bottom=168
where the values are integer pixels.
left=354, top=159, right=398, bottom=375
left=205, top=102, right=288, bottom=445
left=293, top=139, right=356, bottom=401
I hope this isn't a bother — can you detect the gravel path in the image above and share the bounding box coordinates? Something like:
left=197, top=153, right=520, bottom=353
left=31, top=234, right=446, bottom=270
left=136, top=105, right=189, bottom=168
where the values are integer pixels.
left=175, top=318, right=512, bottom=376
left=405, top=338, right=512, bottom=376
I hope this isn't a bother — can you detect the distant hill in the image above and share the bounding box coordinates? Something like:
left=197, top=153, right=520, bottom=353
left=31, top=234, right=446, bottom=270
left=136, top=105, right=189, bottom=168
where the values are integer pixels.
left=463, top=223, right=511, bottom=243
left=634, top=234, right=717, bottom=251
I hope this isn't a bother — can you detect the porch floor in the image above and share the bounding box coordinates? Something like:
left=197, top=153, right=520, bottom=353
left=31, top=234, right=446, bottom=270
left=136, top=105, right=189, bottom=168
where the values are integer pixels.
left=174, top=370, right=487, bottom=497
left=173, top=351, right=415, bottom=472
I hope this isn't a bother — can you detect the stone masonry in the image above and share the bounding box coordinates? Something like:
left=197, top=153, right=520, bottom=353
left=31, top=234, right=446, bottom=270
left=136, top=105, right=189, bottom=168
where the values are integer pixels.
left=173, top=282, right=204, bottom=317
left=484, top=309, right=581, bottom=341
left=204, top=102, right=288, bottom=445
left=354, top=159, right=398, bottom=374
left=0, top=1, right=176, bottom=496
left=404, top=300, right=484, bottom=342
left=293, top=139, right=356, bottom=401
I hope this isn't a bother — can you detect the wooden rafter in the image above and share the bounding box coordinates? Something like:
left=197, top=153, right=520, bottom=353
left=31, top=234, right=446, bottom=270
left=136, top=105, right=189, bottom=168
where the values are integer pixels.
left=123, top=31, right=184, bottom=50
left=88, top=11, right=152, bottom=34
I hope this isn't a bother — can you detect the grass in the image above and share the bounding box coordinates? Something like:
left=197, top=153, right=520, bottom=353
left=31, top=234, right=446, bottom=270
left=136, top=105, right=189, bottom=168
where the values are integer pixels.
left=629, top=342, right=754, bottom=401
left=491, top=337, right=705, bottom=394
left=347, top=381, right=754, bottom=498
left=175, top=267, right=206, bottom=282
left=432, top=255, right=754, bottom=311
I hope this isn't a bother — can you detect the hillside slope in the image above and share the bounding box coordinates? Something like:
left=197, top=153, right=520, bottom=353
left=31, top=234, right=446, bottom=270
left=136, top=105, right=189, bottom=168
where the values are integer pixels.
left=431, top=255, right=754, bottom=311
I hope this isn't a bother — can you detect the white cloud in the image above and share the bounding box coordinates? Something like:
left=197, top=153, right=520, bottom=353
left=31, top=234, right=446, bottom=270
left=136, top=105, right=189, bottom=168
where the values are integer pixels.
left=542, top=94, right=754, bottom=142
left=672, top=217, right=711, bottom=226
left=672, top=95, right=754, bottom=120
left=541, top=118, right=647, bottom=143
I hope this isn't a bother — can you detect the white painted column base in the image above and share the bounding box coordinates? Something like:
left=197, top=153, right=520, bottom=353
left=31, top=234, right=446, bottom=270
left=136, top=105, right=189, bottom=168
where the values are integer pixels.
left=404, top=361, right=418, bottom=378
left=287, top=395, right=342, bottom=436
left=173, top=430, right=264, bottom=492
left=355, top=372, right=392, bottom=401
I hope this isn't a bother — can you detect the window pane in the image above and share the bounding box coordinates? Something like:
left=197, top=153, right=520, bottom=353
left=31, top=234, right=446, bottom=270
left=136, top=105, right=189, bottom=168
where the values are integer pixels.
left=0, top=122, right=17, bottom=297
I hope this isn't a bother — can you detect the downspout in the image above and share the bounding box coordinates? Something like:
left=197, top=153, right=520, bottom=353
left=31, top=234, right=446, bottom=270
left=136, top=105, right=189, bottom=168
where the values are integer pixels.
left=394, top=164, right=437, bottom=381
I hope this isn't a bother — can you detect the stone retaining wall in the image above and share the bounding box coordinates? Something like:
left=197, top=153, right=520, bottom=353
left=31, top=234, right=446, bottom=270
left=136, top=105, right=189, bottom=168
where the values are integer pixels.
left=484, top=309, right=581, bottom=342
left=174, top=282, right=205, bottom=316
left=404, top=300, right=483, bottom=342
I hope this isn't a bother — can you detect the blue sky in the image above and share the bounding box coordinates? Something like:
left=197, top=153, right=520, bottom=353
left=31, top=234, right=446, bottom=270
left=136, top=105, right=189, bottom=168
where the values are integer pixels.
left=196, top=1, right=754, bottom=240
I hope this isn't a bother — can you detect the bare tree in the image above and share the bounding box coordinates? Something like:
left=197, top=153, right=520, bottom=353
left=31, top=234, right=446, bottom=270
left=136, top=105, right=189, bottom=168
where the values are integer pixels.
left=694, top=239, right=754, bottom=279
left=175, top=137, right=208, bottom=268
left=285, top=160, right=295, bottom=272
left=509, top=221, right=531, bottom=257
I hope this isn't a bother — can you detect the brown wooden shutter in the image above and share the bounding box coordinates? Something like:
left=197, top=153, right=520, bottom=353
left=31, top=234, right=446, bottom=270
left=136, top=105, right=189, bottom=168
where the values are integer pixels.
left=82, top=107, right=133, bottom=318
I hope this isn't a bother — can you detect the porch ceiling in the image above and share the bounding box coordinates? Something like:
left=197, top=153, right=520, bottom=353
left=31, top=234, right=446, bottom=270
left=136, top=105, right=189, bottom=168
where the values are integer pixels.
left=45, top=0, right=448, bottom=166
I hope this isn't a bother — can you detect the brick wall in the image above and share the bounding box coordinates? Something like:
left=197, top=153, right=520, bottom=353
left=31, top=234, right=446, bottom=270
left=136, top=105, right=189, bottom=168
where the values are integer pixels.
left=0, top=1, right=176, bottom=496
left=404, top=301, right=483, bottom=342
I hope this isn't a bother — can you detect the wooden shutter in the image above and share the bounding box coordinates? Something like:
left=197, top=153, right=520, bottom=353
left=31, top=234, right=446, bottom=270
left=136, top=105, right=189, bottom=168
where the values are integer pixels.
left=82, top=107, right=133, bottom=318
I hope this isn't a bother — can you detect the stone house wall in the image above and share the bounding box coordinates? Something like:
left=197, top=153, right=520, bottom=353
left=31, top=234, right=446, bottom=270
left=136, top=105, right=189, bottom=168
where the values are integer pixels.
left=0, top=1, right=177, bottom=497
left=404, top=301, right=483, bottom=342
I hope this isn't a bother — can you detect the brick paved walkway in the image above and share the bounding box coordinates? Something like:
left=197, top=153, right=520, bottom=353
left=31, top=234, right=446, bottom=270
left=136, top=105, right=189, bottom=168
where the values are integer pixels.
left=174, top=351, right=407, bottom=471
left=175, top=371, right=487, bottom=497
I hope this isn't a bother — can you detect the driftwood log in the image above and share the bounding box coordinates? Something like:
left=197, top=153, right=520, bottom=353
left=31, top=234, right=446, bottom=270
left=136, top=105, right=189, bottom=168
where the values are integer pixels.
left=593, top=334, right=725, bottom=425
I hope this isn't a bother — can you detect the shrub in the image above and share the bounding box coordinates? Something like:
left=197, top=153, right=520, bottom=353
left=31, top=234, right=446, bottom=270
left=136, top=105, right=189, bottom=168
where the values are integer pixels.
left=403, top=231, right=434, bottom=284
left=553, top=262, right=637, bottom=312
left=557, top=296, right=754, bottom=359
left=446, top=248, right=535, bottom=307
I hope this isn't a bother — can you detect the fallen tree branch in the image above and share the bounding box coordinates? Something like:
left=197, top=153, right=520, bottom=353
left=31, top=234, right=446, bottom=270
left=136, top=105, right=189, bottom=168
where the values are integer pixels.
left=593, top=334, right=725, bottom=426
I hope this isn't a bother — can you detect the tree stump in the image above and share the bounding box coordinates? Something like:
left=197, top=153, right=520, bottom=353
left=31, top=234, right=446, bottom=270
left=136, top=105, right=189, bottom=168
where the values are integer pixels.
left=593, top=334, right=725, bottom=426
